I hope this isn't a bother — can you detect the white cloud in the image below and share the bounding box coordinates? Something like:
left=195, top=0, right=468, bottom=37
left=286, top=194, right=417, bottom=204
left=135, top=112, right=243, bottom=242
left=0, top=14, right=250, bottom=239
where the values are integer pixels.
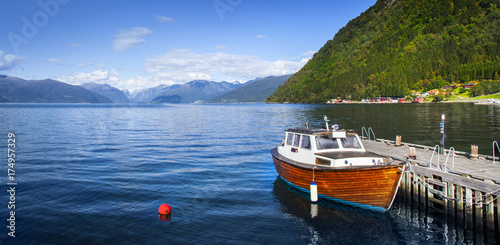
left=47, top=58, right=63, bottom=65
left=53, top=49, right=309, bottom=91
left=156, top=15, right=177, bottom=23
left=144, top=49, right=307, bottom=83
left=56, top=69, right=119, bottom=86
left=55, top=69, right=170, bottom=91
left=122, top=76, right=175, bottom=91
left=112, top=27, right=153, bottom=52
left=0, top=51, right=25, bottom=71
left=255, top=35, right=267, bottom=38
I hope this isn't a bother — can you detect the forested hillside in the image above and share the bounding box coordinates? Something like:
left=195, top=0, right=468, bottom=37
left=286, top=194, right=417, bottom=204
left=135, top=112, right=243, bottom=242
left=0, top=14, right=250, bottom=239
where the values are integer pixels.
left=267, top=0, right=500, bottom=103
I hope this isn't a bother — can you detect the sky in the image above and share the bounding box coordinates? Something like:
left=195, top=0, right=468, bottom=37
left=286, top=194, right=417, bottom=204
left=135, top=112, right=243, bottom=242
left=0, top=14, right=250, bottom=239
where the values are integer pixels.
left=0, top=0, right=377, bottom=91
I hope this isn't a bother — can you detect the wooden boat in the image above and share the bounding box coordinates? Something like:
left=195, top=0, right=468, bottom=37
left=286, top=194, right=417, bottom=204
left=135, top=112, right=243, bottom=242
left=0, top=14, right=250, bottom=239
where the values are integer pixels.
left=271, top=116, right=404, bottom=212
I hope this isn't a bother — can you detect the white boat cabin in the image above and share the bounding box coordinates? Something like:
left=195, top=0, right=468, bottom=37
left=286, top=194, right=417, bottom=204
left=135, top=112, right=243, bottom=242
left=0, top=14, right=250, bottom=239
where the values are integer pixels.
left=278, top=126, right=385, bottom=167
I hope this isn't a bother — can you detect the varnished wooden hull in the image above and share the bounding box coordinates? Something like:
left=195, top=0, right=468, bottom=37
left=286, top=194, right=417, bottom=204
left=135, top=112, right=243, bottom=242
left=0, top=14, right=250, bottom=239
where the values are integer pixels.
left=271, top=147, right=403, bottom=211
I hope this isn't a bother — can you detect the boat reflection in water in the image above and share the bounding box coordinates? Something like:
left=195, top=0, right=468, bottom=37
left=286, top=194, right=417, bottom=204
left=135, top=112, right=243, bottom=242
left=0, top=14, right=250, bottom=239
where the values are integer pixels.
left=272, top=177, right=400, bottom=244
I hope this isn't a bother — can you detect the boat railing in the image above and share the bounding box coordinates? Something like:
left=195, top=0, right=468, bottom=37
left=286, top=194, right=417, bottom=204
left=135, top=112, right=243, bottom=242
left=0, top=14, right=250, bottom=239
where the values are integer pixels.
left=429, top=145, right=440, bottom=169
left=361, top=127, right=376, bottom=141
left=494, top=141, right=500, bottom=164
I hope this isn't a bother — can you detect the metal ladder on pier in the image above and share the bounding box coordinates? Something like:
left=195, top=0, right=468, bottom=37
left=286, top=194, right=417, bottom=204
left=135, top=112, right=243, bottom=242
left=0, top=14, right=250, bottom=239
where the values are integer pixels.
left=425, top=146, right=457, bottom=210
left=361, top=127, right=375, bottom=141
left=429, top=145, right=456, bottom=172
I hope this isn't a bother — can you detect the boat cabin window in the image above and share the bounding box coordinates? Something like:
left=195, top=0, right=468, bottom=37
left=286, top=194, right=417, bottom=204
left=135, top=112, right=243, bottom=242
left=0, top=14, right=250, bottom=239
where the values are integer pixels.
left=286, top=133, right=293, bottom=145
left=315, top=135, right=339, bottom=150
left=301, top=135, right=311, bottom=149
left=293, top=134, right=301, bottom=148
left=341, top=135, right=362, bottom=149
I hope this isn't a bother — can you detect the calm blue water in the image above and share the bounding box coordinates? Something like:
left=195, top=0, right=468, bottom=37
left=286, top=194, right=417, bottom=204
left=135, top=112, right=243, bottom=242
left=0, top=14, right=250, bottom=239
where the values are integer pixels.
left=0, top=103, right=499, bottom=244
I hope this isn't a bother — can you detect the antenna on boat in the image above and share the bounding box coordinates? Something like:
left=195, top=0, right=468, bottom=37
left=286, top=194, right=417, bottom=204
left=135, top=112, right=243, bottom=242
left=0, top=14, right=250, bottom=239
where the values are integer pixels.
left=324, top=115, right=330, bottom=130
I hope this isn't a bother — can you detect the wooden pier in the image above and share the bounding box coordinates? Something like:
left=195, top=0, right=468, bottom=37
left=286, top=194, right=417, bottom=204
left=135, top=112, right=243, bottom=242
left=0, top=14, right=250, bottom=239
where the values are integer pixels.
left=362, top=138, right=500, bottom=234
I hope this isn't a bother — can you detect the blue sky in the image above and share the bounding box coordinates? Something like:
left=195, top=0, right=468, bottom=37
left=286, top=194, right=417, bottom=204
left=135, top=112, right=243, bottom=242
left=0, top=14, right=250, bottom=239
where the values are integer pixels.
left=0, top=0, right=377, bottom=91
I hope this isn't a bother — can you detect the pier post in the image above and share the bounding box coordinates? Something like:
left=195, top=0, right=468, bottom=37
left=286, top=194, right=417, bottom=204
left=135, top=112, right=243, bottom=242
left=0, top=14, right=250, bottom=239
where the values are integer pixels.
left=421, top=176, right=428, bottom=205
left=412, top=173, right=419, bottom=202
left=447, top=183, right=455, bottom=211
left=474, top=190, right=483, bottom=228
left=486, top=195, right=495, bottom=230
left=405, top=172, right=411, bottom=198
left=396, top=135, right=402, bottom=146
left=456, top=186, right=464, bottom=220
left=465, top=188, right=473, bottom=225
left=496, top=197, right=500, bottom=233
left=409, top=147, right=416, bottom=160
left=471, top=145, right=479, bottom=159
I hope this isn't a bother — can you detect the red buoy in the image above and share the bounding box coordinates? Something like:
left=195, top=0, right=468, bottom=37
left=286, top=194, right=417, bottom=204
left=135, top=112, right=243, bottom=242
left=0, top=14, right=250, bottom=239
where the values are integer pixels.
left=158, top=204, right=171, bottom=215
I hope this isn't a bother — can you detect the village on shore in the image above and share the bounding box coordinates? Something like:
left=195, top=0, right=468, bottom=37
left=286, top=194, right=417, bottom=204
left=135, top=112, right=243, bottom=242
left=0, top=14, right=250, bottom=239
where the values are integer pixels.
left=327, top=81, right=500, bottom=104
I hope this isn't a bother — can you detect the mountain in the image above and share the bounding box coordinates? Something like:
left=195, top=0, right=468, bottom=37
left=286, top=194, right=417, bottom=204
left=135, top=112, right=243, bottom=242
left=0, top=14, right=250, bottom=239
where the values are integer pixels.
left=209, top=75, right=292, bottom=103
left=0, top=76, right=112, bottom=103
left=267, top=0, right=500, bottom=103
left=122, top=89, right=132, bottom=99
left=81, top=82, right=130, bottom=103
left=128, top=84, right=181, bottom=103
left=151, top=80, right=242, bottom=104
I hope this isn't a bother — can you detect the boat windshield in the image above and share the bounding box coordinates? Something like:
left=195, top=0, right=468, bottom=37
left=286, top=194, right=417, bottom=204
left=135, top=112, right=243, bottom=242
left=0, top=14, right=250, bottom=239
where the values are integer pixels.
left=293, top=134, right=301, bottom=147
left=286, top=133, right=293, bottom=145
left=301, top=135, right=311, bottom=149
left=341, top=135, right=362, bottom=149
left=315, top=135, right=339, bottom=150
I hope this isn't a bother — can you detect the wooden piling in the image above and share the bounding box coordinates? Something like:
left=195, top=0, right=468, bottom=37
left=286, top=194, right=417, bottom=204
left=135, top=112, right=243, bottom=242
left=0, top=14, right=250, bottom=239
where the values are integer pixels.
left=471, top=144, right=479, bottom=159
left=405, top=172, right=411, bottom=198
left=412, top=173, right=419, bottom=203
left=474, top=190, right=483, bottom=228
left=456, top=185, right=465, bottom=220
left=496, top=197, right=500, bottom=233
left=409, top=147, right=416, bottom=160
left=486, top=195, right=495, bottom=230
left=447, top=183, right=455, bottom=211
left=465, top=188, right=474, bottom=225
left=396, top=135, right=402, bottom=146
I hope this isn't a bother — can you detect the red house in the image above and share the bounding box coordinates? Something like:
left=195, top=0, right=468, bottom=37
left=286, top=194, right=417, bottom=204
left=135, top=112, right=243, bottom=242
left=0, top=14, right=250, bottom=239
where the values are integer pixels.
left=412, top=97, right=425, bottom=103
left=464, top=83, right=477, bottom=89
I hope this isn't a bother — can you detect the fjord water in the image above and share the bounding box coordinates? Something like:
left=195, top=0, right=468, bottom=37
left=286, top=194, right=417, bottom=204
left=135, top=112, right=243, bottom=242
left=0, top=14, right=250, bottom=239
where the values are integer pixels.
left=0, top=103, right=499, bottom=244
